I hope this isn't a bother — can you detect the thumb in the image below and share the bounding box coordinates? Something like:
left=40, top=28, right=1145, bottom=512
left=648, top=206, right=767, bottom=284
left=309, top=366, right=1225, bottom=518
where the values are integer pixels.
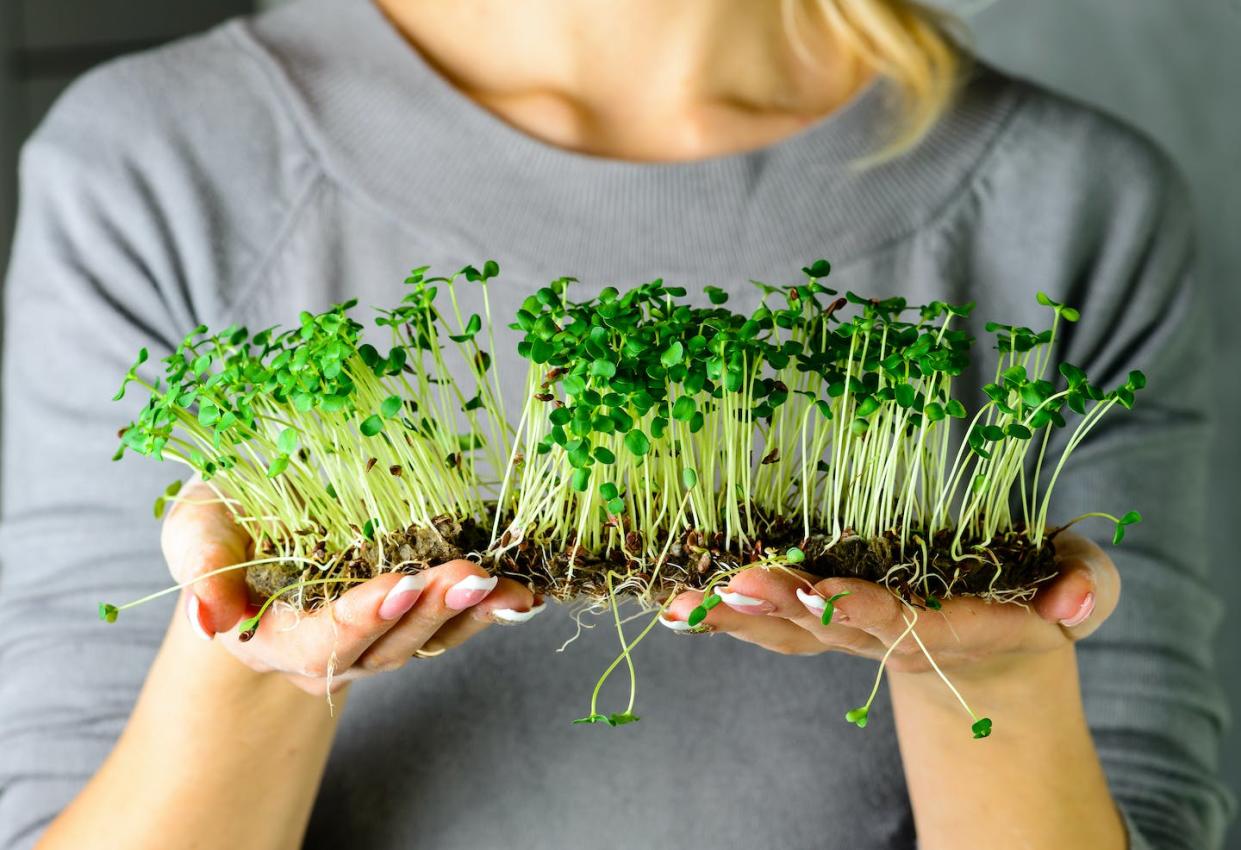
left=161, top=479, right=252, bottom=635
left=1033, top=531, right=1121, bottom=641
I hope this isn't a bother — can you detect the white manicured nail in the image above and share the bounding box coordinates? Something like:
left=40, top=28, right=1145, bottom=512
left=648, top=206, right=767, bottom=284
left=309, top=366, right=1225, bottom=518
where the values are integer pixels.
left=379, top=574, right=427, bottom=620
left=186, top=594, right=214, bottom=641
left=716, top=588, right=775, bottom=615
left=658, top=614, right=711, bottom=634
left=445, top=575, right=498, bottom=610
left=1059, top=592, right=1095, bottom=628
left=659, top=615, right=694, bottom=631
left=796, top=587, right=827, bottom=615
left=491, top=600, right=547, bottom=624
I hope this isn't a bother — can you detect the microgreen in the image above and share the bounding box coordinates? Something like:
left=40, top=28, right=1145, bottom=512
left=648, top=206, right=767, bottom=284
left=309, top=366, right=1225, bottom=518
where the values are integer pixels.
left=820, top=591, right=851, bottom=626
left=1112, top=510, right=1142, bottom=544
left=845, top=706, right=869, bottom=728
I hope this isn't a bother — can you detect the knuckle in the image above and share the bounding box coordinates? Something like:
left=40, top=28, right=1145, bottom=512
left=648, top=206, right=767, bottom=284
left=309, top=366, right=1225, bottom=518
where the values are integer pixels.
left=767, top=641, right=812, bottom=657
left=331, top=594, right=379, bottom=633
left=299, top=657, right=331, bottom=679
left=360, top=654, right=404, bottom=674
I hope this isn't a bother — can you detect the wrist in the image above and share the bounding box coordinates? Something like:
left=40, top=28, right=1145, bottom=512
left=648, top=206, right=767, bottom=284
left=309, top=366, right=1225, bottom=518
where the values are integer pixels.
left=890, top=644, right=1081, bottom=722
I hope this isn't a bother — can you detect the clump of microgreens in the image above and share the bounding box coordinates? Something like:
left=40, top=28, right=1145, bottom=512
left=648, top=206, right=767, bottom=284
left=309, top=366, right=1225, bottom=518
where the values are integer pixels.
left=101, top=258, right=1144, bottom=737
left=490, top=260, right=1145, bottom=735
left=102, top=263, right=511, bottom=630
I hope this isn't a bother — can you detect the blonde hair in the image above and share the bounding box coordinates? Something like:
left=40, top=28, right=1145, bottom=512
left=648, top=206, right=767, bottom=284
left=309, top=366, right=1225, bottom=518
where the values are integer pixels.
left=782, top=0, right=967, bottom=162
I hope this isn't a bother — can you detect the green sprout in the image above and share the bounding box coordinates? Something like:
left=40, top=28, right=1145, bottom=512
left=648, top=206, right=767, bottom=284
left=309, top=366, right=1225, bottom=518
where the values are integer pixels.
left=820, top=591, right=851, bottom=626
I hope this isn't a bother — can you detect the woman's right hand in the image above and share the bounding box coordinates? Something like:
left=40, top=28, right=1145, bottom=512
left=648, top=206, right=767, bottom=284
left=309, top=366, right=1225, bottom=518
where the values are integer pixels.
left=160, top=481, right=543, bottom=694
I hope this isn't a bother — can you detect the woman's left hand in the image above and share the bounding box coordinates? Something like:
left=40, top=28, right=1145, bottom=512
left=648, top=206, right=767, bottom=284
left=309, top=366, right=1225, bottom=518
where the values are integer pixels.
left=660, top=531, right=1118, bottom=680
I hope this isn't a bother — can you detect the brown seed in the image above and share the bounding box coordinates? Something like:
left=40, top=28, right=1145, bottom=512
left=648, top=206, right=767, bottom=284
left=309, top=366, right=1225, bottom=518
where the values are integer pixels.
left=761, top=448, right=780, bottom=464
left=696, top=551, right=712, bottom=574
left=389, top=465, right=403, bottom=477
left=366, top=457, right=377, bottom=472
left=534, top=393, right=553, bottom=402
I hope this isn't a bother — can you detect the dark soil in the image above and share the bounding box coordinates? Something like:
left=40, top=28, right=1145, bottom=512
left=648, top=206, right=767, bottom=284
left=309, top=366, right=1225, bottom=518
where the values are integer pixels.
left=246, top=508, right=1060, bottom=611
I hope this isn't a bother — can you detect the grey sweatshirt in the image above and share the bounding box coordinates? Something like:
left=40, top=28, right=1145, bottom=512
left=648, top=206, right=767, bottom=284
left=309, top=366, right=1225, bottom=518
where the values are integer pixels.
left=0, top=1, right=1232, bottom=848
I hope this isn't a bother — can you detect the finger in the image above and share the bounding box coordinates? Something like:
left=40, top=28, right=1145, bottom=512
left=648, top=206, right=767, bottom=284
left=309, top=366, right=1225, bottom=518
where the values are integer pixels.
left=161, top=479, right=251, bottom=634
left=716, top=566, right=885, bottom=656
left=356, top=560, right=502, bottom=671
left=230, top=570, right=425, bottom=678
left=661, top=590, right=826, bottom=655
left=418, top=582, right=544, bottom=656
left=1034, top=532, right=1121, bottom=640
left=807, top=577, right=910, bottom=645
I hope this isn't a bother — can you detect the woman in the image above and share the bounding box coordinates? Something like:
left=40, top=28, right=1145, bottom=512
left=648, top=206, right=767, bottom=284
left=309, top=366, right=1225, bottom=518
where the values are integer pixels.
left=0, top=0, right=1230, bottom=848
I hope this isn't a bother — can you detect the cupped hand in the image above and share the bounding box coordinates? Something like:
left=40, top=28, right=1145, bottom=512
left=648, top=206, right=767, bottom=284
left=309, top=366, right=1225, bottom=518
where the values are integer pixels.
left=660, top=532, right=1118, bottom=679
left=162, top=481, right=544, bottom=693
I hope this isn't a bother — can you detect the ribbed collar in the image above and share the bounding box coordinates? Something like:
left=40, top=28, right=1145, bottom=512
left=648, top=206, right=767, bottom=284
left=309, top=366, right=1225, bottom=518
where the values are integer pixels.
left=240, top=0, right=1022, bottom=280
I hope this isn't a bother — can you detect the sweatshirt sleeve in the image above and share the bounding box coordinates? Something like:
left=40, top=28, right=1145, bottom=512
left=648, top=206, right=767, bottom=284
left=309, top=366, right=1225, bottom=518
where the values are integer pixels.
left=0, top=27, right=309, bottom=846
left=0, top=73, right=197, bottom=850
left=1034, top=151, right=1235, bottom=849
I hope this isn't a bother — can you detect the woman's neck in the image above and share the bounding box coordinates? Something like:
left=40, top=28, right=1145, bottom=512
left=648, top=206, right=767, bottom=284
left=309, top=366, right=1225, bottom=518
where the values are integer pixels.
left=374, top=0, right=870, bottom=161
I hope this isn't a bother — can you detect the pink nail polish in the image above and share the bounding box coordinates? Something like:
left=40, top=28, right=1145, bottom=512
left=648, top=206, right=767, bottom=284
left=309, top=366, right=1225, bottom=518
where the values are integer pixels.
left=1060, top=592, right=1095, bottom=628
left=186, top=594, right=214, bottom=641
left=379, top=575, right=426, bottom=620
left=716, top=588, right=775, bottom=615
left=445, top=575, right=498, bottom=610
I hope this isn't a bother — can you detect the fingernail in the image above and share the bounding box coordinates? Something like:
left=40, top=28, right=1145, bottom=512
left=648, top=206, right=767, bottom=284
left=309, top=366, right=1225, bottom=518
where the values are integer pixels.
left=659, top=614, right=694, bottom=631
left=796, top=588, right=827, bottom=616
left=379, top=574, right=427, bottom=620
left=658, top=615, right=712, bottom=634
left=445, top=575, right=498, bottom=610
left=1059, top=592, right=1095, bottom=628
left=491, top=600, right=547, bottom=624
left=717, top=588, right=775, bottom=615
left=186, top=594, right=214, bottom=641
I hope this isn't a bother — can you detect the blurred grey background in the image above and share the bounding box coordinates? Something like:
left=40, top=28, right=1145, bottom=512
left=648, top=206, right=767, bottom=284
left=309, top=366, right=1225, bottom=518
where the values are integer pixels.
left=2, top=0, right=1237, bottom=840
